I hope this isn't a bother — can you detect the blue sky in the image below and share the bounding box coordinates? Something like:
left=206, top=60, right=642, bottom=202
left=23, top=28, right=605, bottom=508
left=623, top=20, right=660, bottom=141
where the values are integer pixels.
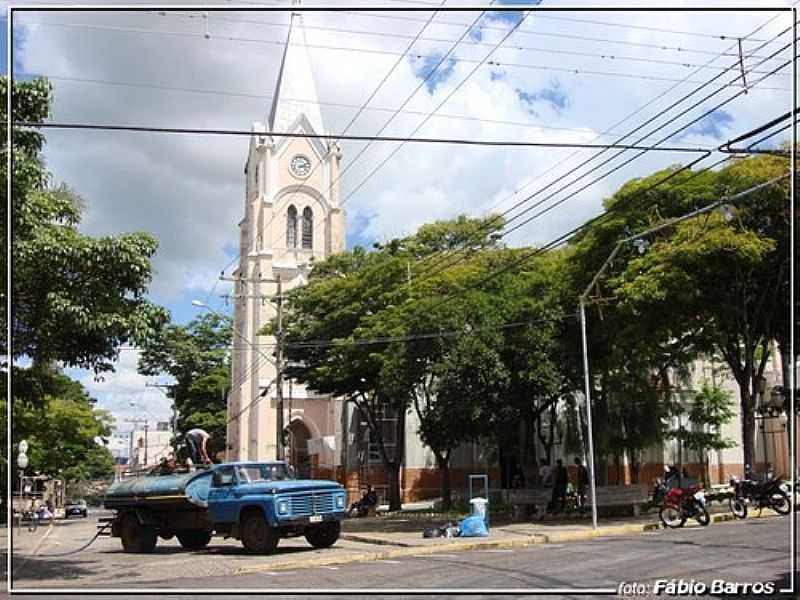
left=9, top=7, right=792, bottom=428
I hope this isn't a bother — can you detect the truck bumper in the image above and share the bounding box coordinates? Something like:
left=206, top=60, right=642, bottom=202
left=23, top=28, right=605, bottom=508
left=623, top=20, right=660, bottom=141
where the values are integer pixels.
left=276, top=512, right=345, bottom=527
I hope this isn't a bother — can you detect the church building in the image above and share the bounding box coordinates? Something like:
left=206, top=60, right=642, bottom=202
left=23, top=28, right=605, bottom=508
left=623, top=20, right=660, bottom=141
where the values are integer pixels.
left=226, top=12, right=795, bottom=506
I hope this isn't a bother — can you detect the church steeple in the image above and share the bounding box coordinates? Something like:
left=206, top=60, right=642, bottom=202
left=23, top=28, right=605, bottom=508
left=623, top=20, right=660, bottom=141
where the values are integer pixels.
left=268, top=12, right=325, bottom=136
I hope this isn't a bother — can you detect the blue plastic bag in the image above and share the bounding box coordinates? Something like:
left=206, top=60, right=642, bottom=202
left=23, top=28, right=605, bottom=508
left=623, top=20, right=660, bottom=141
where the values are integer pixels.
left=458, top=515, right=489, bottom=537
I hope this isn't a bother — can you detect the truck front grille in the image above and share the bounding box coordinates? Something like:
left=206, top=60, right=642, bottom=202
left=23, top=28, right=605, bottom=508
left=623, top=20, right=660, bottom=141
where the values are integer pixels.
left=288, top=492, right=335, bottom=516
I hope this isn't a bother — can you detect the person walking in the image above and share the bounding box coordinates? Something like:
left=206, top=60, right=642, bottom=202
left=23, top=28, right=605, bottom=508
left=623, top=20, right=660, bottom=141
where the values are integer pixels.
left=551, top=459, right=568, bottom=513
left=574, top=457, right=589, bottom=508
left=186, top=428, right=212, bottom=465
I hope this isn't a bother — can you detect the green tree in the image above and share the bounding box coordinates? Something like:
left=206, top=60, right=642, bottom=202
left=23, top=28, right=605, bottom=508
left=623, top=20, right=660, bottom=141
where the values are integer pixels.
left=138, top=313, right=232, bottom=460
left=12, top=366, right=115, bottom=482
left=675, top=383, right=736, bottom=486
left=6, top=78, right=168, bottom=376
left=615, top=155, right=789, bottom=469
left=281, top=216, right=508, bottom=510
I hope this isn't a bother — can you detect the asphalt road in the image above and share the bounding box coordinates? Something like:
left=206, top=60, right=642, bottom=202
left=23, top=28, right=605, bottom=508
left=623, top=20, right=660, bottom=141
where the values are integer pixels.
left=8, top=514, right=797, bottom=599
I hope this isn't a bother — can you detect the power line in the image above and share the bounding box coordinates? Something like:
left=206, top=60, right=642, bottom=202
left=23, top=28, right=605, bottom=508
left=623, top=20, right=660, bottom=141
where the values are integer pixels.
left=249, top=5, right=443, bottom=271
left=262, top=10, right=488, bottom=258
left=16, top=19, right=791, bottom=91
left=496, top=46, right=791, bottom=239
left=410, top=26, right=791, bottom=285
left=427, top=161, right=789, bottom=316
left=341, top=10, right=789, bottom=60
left=339, top=9, right=535, bottom=207
left=12, top=121, right=717, bottom=153
left=148, top=10, right=790, bottom=76
left=32, top=73, right=739, bottom=144
left=23, top=13, right=787, bottom=64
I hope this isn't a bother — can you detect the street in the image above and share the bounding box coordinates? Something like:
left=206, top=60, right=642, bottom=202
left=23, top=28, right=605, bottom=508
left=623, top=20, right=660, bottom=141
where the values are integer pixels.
left=8, top=512, right=796, bottom=598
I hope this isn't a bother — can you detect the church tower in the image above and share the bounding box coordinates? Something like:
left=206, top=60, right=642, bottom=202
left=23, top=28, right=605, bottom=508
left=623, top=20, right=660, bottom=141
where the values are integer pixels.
left=227, top=12, right=345, bottom=466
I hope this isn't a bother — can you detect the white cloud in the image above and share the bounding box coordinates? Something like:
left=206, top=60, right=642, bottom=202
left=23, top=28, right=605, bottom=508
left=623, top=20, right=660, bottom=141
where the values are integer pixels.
left=12, top=5, right=793, bottom=425
left=66, top=349, right=174, bottom=431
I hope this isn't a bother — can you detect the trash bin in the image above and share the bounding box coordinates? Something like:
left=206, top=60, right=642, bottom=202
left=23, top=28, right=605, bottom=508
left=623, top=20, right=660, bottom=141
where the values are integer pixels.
left=470, top=497, right=489, bottom=529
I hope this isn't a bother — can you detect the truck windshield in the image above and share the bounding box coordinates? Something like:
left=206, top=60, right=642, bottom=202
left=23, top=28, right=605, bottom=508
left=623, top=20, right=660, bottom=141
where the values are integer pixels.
left=236, top=464, right=291, bottom=483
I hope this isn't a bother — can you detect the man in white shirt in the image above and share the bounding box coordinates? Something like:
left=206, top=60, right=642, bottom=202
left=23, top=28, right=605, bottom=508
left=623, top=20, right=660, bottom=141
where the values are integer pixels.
left=186, top=428, right=212, bottom=465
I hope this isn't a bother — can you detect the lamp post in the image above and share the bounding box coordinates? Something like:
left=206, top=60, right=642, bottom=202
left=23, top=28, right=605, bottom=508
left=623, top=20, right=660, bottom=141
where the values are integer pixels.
left=17, top=440, right=29, bottom=535
left=576, top=177, right=785, bottom=531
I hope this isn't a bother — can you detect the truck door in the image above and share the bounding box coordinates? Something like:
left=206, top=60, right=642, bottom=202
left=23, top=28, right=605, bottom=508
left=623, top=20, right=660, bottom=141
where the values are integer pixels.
left=208, top=466, right=237, bottom=524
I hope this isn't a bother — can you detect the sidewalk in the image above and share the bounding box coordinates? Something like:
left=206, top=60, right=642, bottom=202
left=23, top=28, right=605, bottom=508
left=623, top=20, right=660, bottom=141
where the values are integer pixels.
left=235, top=504, right=788, bottom=575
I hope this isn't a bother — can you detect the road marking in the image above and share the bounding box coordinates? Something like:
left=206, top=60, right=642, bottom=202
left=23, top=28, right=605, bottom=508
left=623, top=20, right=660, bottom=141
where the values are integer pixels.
left=428, top=554, right=459, bottom=558
left=373, top=559, right=402, bottom=564
left=262, top=571, right=297, bottom=576
left=320, top=566, right=340, bottom=570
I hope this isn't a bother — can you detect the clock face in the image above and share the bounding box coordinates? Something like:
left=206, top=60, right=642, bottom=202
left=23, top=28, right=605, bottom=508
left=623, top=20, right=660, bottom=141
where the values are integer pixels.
left=290, top=155, right=312, bottom=178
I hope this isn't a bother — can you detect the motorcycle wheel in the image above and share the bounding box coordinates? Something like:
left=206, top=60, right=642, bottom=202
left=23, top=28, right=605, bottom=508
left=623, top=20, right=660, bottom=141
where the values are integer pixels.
left=729, top=497, right=747, bottom=519
left=693, top=500, right=711, bottom=526
left=770, top=491, right=791, bottom=515
left=659, top=505, right=686, bottom=528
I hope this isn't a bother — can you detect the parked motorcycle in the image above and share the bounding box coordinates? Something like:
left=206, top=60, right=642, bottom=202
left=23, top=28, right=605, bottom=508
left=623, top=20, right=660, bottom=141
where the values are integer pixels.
left=659, top=485, right=710, bottom=528
left=728, top=476, right=791, bottom=519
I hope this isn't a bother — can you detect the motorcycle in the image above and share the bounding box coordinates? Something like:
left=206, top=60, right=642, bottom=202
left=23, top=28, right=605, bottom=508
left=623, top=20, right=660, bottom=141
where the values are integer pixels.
left=728, top=475, right=791, bottom=519
left=659, top=485, right=710, bottom=528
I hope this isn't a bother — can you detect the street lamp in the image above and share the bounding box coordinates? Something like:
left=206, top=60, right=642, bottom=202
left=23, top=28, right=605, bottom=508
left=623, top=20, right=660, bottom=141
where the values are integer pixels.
left=17, top=441, right=29, bottom=535
left=576, top=175, right=786, bottom=531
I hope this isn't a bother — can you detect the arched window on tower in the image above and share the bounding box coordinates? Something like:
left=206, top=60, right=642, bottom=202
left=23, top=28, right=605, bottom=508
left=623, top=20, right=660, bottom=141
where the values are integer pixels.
left=286, top=205, right=298, bottom=249
left=302, top=207, right=313, bottom=249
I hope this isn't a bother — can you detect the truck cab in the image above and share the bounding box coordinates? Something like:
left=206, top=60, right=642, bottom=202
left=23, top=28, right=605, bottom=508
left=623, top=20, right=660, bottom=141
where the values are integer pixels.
left=103, top=461, right=346, bottom=554
left=209, top=461, right=346, bottom=553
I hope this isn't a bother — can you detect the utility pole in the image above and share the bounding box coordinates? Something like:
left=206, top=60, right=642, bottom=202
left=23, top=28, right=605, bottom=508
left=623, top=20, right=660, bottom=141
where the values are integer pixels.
left=218, top=272, right=285, bottom=461
left=275, top=276, right=285, bottom=461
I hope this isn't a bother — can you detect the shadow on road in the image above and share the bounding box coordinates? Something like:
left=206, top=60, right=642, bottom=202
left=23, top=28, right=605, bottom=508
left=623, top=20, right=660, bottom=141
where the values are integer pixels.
left=12, top=555, right=101, bottom=581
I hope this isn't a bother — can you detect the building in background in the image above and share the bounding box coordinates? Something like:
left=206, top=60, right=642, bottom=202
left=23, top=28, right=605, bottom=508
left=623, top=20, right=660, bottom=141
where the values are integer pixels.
left=129, top=422, right=173, bottom=469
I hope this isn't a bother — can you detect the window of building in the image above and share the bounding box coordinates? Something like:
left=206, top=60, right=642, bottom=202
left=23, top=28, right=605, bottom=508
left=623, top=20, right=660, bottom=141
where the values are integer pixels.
left=286, top=205, right=298, bottom=249
left=302, top=207, right=313, bottom=249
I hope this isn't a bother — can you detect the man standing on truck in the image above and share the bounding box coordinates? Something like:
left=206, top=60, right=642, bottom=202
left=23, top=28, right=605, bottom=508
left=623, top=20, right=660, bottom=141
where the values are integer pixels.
left=186, top=428, right=212, bottom=465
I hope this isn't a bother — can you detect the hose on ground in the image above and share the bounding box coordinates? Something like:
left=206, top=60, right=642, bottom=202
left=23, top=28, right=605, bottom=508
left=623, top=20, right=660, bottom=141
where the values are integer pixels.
left=17, top=522, right=112, bottom=557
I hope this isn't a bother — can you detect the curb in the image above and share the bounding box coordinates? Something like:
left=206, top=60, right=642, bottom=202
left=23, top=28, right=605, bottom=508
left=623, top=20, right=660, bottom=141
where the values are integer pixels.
left=235, top=510, right=784, bottom=575
left=340, top=534, right=414, bottom=547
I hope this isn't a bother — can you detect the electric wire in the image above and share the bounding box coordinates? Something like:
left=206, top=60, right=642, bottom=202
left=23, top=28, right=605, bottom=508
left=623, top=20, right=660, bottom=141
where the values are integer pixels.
left=15, top=19, right=791, bottom=91
left=148, top=10, right=790, bottom=76
left=342, top=10, right=790, bottom=60
left=258, top=10, right=488, bottom=263
left=14, top=121, right=717, bottom=151
left=33, top=74, right=711, bottom=142
left=425, top=161, right=789, bottom=315
left=410, top=27, right=792, bottom=285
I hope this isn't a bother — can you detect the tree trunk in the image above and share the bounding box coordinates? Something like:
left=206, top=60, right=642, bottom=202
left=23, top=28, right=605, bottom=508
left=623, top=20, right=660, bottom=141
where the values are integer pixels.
left=739, top=384, right=756, bottom=475
left=436, top=452, right=452, bottom=511
left=386, top=461, right=402, bottom=511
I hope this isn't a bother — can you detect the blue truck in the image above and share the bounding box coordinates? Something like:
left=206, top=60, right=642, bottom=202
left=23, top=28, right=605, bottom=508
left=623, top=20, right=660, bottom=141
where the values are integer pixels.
left=103, top=461, right=346, bottom=554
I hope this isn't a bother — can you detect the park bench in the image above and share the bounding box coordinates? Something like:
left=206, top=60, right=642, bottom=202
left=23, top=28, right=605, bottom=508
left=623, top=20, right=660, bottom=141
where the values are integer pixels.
left=594, top=484, right=650, bottom=516
left=509, top=483, right=651, bottom=520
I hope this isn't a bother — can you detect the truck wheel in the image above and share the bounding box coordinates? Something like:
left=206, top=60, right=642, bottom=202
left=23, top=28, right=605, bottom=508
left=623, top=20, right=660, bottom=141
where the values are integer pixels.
left=305, top=521, right=341, bottom=549
left=240, top=510, right=280, bottom=554
left=177, top=530, right=213, bottom=550
left=120, top=513, right=157, bottom=553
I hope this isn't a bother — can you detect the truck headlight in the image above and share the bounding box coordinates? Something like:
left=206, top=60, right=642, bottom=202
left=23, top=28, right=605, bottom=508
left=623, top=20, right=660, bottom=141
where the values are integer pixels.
left=335, top=494, right=345, bottom=509
left=278, top=500, right=289, bottom=515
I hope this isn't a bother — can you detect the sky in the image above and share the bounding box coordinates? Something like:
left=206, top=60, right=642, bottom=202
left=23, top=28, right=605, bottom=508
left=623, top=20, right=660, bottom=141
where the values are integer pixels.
left=4, top=2, right=795, bottom=431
